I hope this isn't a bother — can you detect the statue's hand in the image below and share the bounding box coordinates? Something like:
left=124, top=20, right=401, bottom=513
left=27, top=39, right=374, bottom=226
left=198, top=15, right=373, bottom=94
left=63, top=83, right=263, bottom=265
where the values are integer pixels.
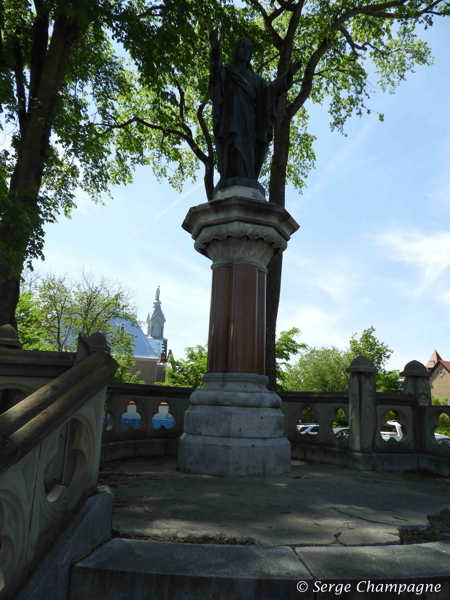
left=209, top=29, right=220, bottom=54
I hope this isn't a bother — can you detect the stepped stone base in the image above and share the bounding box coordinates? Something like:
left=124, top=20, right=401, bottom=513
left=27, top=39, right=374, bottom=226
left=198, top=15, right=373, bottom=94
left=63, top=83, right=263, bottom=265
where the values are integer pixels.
left=178, top=433, right=291, bottom=476
left=178, top=373, right=291, bottom=476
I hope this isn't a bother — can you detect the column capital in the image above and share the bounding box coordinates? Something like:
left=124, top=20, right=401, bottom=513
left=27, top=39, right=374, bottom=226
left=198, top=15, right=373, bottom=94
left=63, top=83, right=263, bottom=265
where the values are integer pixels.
left=182, top=196, right=299, bottom=270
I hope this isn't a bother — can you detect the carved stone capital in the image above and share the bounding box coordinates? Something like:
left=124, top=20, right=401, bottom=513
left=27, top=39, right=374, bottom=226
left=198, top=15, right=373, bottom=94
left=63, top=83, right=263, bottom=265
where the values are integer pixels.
left=195, top=221, right=287, bottom=270
left=183, top=196, right=299, bottom=270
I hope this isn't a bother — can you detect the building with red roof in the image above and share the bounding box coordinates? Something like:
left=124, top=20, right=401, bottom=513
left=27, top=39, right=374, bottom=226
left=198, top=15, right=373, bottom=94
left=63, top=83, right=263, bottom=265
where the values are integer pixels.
left=426, top=350, right=450, bottom=403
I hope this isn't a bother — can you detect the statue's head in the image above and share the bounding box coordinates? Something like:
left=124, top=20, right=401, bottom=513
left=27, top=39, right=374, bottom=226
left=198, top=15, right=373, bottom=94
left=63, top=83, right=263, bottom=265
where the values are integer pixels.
left=232, top=37, right=253, bottom=70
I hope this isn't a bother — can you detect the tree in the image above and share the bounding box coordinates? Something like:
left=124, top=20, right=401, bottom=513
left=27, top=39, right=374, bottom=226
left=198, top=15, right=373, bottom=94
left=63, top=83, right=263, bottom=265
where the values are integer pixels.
left=346, top=326, right=403, bottom=392
left=162, top=328, right=304, bottom=388
left=15, top=270, right=143, bottom=383
left=431, top=397, right=450, bottom=436
left=284, top=326, right=403, bottom=392
left=106, top=0, right=449, bottom=390
left=275, top=327, right=307, bottom=390
left=0, top=0, right=238, bottom=327
left=163, top=345, right=208, bottom=388
left=284, top=346, right=349, bottom=392
left=15, top=288, right=54, bottom=350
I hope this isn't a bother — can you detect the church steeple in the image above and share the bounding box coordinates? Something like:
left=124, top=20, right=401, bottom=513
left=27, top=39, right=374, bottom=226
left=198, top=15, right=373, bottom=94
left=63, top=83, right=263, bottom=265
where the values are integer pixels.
left=147, top=286, right=166, bottom=339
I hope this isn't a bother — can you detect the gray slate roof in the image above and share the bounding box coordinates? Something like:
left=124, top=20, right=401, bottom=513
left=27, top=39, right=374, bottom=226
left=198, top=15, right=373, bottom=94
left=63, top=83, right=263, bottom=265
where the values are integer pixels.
left=111, top=318, right=158, bottom=359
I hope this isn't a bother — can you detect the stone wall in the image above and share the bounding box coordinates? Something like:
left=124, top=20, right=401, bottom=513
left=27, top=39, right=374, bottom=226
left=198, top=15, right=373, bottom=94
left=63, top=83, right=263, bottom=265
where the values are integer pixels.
left=100, top=366, right=450, bottom=477
left=0, top=337, right=117, bottom=600
left=132, top=357, right=158, bottom=384
left=429, top=368, right=450, bottom=402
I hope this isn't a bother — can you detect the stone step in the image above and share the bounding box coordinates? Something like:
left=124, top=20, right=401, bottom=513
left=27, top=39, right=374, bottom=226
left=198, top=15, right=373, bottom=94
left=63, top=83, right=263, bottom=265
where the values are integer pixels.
left=68, top=538, right=450, bottom=600
left=68, top=539, right=309, bottom=599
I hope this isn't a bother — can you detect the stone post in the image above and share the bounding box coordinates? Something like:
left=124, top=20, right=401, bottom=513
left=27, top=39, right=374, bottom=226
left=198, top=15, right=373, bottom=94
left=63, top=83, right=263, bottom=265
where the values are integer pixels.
left=346, top=356, right=378, bottom=454
left=400, top=360, right=432, bottom=406
left=177, top=195, right=299, bottom=476
left=400, top=360, right=432, bottom=452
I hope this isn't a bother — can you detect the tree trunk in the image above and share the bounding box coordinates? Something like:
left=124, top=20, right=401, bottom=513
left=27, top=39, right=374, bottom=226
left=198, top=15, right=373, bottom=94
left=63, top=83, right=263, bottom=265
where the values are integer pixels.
left=0, top=12, right=80, bottom=326
left=266, top=92, right=291, bottom=390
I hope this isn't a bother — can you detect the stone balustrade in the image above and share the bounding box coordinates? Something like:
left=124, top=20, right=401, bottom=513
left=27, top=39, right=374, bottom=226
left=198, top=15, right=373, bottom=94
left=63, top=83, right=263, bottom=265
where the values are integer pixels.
left=0, top=330, right=117, bottom=600
left=100, top=357, right=450, bottom=476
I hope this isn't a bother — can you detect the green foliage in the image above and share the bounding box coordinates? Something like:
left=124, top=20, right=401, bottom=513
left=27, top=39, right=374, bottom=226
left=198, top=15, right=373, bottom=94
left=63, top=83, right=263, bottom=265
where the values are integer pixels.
left=161, top=328, right=305, bottom=389
left=107, top=0, right=450, bottom=202
left=275, top=327, right=307, bottom=390
left=283, top=326, right=403, bottom=393
left=15, top=290, right=54, bottom=350
left=162, top=345, right=208, bottom=388
left=15, top=271, right=144, bottom=384
left=347, top=326, right=392, bottom=372
left=347, top=326, right=403, bottom=392
left=284, top=346, right=349, bottom=392
left=0, top=0, right=240, bottom=279
left=432, top=397, right=450, bottom=436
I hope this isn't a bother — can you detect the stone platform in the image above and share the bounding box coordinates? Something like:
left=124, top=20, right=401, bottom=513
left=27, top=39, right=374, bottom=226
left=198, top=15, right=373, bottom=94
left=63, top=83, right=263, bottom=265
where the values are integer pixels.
left=99, top=456, right=450, bottom=547
left=65, top=457, right=450, bottom=600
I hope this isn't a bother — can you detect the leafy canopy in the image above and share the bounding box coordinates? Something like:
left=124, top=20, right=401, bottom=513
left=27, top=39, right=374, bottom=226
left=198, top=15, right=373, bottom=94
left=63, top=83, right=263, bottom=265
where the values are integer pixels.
left=0, top=0, right=239, bottom=275
left=16, top=270, right=144, bottom=383
left=283, top=326, right=404, bottom=393
left=105, top=0, right=449, bottom=200
left=161, top=328, right=305, bottom=388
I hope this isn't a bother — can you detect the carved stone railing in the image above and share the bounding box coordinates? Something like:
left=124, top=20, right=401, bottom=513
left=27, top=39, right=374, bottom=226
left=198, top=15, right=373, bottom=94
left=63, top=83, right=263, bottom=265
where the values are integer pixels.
left=101, top=357, right=450, bottom=475
left=101, top=383, right=192, bottom=461
left=0, top=329, right=117, bottom=600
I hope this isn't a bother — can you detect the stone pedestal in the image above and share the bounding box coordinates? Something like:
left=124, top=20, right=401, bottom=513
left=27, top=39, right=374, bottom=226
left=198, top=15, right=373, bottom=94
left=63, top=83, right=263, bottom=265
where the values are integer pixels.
left=178, top=194, right=299, bottom=476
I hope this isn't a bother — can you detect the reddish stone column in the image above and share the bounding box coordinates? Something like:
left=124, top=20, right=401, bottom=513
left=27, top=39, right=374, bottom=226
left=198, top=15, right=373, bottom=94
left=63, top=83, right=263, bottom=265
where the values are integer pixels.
left=208, top=264, right=266, bottom=374
left=178, top=196, right=299, bottom=476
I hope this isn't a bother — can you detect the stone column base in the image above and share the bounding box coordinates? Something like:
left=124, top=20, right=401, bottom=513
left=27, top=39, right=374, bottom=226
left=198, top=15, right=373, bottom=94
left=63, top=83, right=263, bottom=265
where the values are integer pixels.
left=178, top=434, right=291, bottom=476
left=177, top=372, right=291, bottom=476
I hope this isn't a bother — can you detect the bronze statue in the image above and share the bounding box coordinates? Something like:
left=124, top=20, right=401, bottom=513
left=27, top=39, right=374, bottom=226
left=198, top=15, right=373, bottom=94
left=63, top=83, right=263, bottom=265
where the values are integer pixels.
left=209, top=31, right=297, bottom=186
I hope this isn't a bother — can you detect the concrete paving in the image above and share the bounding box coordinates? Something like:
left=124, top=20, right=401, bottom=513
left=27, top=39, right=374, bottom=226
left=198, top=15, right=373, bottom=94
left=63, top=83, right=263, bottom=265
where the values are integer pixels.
left=98, top=456, right=450, bottom=547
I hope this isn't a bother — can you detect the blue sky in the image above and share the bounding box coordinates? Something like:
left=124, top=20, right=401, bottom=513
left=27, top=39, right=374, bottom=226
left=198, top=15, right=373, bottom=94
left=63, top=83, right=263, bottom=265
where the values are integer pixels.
left=30, top=15, right=450, bottom=372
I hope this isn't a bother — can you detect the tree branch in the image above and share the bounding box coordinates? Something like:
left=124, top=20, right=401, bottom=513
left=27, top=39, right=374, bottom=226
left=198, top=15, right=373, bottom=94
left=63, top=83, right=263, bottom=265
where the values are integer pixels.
left=103, top=116, right=209, bottom=164
left=338, top=26, right=364, bottom=53
left=288, top=34, right=334, bottom=117
left=175, top=80, right=194, bottom=139
left=288, top=0, right=440, bottom=117
left=13, top=30, right=26, bottom=135
left=276, top=0, right=297, bottom=12
left=285, top=1, right=305, bottom=53
left=255, top=51, right=281, bottom=73
left=28, top=6, right=50, bottom=111
left=136, top=5, right=164, bottom=19
left=197, top=100, right=213, bottom=159
left=245, top=0, right=283, bottom=49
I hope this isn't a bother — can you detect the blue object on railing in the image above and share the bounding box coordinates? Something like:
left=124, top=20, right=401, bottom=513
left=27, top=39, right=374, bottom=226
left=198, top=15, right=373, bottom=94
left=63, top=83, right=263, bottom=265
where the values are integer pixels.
left=152, top=417, right=175, bottom=429
left=120, top=417, right=140, bottom=429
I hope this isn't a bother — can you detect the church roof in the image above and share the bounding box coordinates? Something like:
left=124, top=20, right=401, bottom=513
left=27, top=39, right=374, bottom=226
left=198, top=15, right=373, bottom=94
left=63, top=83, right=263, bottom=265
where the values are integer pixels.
left=111, top=318, right=158, bottom=359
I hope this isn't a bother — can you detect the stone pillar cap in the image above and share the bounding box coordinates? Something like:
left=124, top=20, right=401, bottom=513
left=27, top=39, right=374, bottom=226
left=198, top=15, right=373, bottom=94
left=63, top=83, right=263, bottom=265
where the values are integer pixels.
left=346, top=355, right=377, bottom=373
left=0, top=324, right=22, bottom=349
left=182, top=196, right=299, bottom=242
left=400, top=360, right=430, bottom=378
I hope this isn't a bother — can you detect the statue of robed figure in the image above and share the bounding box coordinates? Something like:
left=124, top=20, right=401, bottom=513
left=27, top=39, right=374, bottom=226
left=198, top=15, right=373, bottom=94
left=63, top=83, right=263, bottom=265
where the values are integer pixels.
left=209, top=31, right=297, bottom=188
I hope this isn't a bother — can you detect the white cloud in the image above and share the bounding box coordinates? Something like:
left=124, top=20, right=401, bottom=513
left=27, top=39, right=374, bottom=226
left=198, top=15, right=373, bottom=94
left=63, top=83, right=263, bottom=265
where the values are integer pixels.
left=371, top=227, right=450, bottom=296
left=277, top=303, right=350, bottom=350
left=285, top=253, right=361, bottom=304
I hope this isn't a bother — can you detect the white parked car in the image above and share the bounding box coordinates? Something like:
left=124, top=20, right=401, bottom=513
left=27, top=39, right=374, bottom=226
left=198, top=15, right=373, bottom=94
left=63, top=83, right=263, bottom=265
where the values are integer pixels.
left=380, top=421, right=403, bottom=441
left=333, top=427, right=349, bottom=438
left=435, top=433, right=450, bottom=446
left=297, top=423, right=319, bottom=435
